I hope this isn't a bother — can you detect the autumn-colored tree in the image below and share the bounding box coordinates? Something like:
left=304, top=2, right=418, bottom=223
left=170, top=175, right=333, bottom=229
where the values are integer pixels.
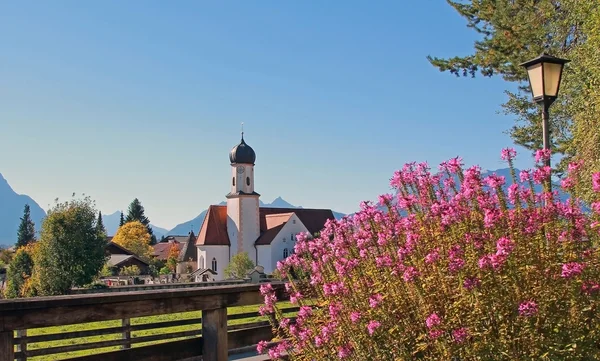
left=4, top=244, right=36, bottom=298
left=166, top=243, right=180, bottom=272
left=112, top=221, right=153, bottom=262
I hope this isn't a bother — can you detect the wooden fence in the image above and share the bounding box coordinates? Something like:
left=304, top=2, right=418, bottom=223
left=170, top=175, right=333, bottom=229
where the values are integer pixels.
left=0, top=283, right=289, bottom=361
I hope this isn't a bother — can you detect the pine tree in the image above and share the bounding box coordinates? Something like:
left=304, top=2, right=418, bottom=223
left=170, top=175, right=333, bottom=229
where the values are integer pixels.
left=125, top=198, right=154, bottom=239
left=428, top=0, right=599, bottom=178
left=16, top=204, right=36, bottom=248
left=96, top=211, right=106, bottom=235
left=119, top=212, right=125, bottom=227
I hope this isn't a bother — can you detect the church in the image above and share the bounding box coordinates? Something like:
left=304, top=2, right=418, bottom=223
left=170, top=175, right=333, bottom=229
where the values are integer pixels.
left=194, top=133, right=335, bottom=280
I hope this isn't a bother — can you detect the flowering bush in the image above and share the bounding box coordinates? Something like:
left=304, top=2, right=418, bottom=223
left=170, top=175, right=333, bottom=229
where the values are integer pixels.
left=260, top=149, right=600, bottom=360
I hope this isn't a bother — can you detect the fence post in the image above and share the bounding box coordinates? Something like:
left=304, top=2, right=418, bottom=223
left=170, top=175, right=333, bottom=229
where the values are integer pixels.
left=0, top=331, right=14, bottom=361
left=16, top=329, right=27, bottom=361
left=202, top=307, right=227, bottom=361
left=121, top=318, right=131, bottom=349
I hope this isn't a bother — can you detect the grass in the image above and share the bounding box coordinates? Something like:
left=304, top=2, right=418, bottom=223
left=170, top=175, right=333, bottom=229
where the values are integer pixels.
left=21, top=302, right=295, bottom=361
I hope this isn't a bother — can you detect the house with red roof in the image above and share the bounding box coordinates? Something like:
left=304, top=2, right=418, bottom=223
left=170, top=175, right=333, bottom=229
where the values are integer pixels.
left=195, top=133, right=335, bottom=280
left=152, top=232, right=197, bottom=274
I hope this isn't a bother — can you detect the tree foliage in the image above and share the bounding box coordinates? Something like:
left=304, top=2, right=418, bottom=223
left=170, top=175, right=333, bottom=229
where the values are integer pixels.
left=96, top=211, right=106, bottom=235
left=224, top=252, right=255, bottom=279
left=112, top=221, right=153, bottom=262
left=32, top=196, right=108, bottom=296
left=3, top=244, right=35, bottom=299
left=16, top=204, right=36, bottom=248
left=125, top=198, right=156, bottom=244
left=119, top=265, right=141, bottom=276
left=167, top=243, right=180, bottom=273
left=428, top=0, right=600, bottom=200
left=119, top=211, right=125, bottom=227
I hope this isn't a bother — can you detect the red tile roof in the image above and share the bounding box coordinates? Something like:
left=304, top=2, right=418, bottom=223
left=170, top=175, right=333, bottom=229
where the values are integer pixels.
left=195, top=205, right=335, bottom=246
left=196, top=206, right=230, bottom=246
left=152, top=241, right=184, bottom=261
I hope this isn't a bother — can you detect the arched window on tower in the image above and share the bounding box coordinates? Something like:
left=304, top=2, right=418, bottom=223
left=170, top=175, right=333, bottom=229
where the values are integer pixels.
left=212, top=258, right=217, bottom=272
left=232, top=177, right=235, bottom=186
left=283, top=248, right=289, bottom=258
left=199, top=256, right=205, bottom=269
left=246, top=177, right=250, bottom=186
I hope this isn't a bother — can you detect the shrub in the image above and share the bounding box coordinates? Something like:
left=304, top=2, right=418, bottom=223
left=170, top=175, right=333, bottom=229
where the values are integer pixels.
left=119, top=265, right=141, bottom=276
left=260, top=149, right=600, bottom=360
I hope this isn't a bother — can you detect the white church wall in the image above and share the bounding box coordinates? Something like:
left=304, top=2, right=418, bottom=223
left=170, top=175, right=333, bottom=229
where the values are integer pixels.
left=269, top=214, right=309, bottom=274
left=256, top=245, right=272, bottom=274
left=197, top=245, right=229, bottom=281
left=226, top=200, right=239, bottom=255
left=240, top=197, right=260, bottom=256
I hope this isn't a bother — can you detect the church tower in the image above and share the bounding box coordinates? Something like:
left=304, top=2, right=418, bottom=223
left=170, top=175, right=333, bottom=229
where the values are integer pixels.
left=226, top=131, right=260, bottom=261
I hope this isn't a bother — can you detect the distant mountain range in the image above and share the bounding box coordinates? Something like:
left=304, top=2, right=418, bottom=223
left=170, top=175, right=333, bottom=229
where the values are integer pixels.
left=0, top=173, right=46, bottom=246
left=0, top=172, right=345, bottom=246
left=4, top=168, right=563, bottom=247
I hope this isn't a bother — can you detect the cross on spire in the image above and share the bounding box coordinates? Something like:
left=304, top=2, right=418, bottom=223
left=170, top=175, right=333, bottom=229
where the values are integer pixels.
left=241, top=122, right=244, bottom=140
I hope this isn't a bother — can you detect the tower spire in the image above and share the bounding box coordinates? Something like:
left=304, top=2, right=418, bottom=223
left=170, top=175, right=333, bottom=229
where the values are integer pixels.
left=241, top=122, right=244, bottom=141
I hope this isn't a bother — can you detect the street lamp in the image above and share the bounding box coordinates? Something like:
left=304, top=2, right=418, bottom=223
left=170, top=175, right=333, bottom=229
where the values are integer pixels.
left=520, top=53, right=570, bottom=171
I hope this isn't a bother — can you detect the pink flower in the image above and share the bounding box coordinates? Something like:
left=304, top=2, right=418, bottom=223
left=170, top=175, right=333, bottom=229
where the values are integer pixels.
left=378, top=193, right=394, bottom=206
left=582, top=281, right=600, bottom=295
left=518, top=300, right=539, bottom=317
left=561, top=262, right=585, bottom=279
left=452, top=327, right=469, bottom=344
left=337, top=343, right=353, bottom=358
left=568, top=160, right=584, bottom=173
left=533, top=166, right=552, bottom=184
left=535, top=149, right=552, bottom=164
left=257, top=340, right=269, bottom=354
left=484, top=174, right=506, bottom=188
left=519, top=170, right=531, bottom=182
left=496, top=237, right=514, bottom=255
left=429, top=329, right=443, bottom=339
left=593, top=172, right=600, bottom=192
left=425, top=249, right=440, bottom=264
left=463, top=277, right=480, bottom=290
left=561, top=177, right=575, bottom=189
left=425, top=313, right=441, bottom=329
left=367, top=320, right=381, bottom=335
left=369, top=294, right=383, bottom=308
left=350, top=311, right=361, bottom=323
left=403, top=266, right=419, bottom=282
left=501, top=148, right=517, bottom=161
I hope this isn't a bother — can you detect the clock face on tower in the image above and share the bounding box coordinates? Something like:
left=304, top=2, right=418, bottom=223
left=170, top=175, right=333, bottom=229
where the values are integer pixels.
left=236, top=166, right=245, bottom=174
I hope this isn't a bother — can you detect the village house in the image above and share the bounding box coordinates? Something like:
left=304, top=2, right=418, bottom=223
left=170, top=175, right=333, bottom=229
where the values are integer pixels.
left=106, top=241, right=151, bottom=275
left=195, top=133, right=335, bottom=280
left=152, top=232, right=197, bottom=274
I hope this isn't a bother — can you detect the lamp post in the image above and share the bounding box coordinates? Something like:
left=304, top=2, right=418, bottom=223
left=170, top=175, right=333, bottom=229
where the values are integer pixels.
left=519, top=53, right=570, bottom=173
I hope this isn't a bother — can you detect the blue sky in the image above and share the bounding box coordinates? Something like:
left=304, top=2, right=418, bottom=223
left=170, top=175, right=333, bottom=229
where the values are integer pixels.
left=0, top=1, right=533, bottom=229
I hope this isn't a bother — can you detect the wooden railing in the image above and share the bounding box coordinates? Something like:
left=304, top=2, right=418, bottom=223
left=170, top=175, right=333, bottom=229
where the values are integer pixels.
left=0, top=283, right=289, bottom=361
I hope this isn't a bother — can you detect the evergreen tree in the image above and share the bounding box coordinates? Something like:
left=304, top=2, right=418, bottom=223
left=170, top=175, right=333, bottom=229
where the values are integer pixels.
left=16, top=204, right=36, bottom=248
left=428, top=0, right=599, bottom=180
left=119, top=211, right=125, bottom=227
left=125, top=198, right=154, bottom=241
left=96, top=211, right=106, bottom=235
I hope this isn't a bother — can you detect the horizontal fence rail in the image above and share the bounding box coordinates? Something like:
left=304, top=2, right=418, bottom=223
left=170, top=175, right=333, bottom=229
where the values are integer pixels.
left=0, top=283, right=290, bottom=361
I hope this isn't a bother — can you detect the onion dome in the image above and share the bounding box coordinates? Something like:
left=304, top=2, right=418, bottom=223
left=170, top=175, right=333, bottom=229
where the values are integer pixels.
left=229, top=134, right=256, bottom=164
